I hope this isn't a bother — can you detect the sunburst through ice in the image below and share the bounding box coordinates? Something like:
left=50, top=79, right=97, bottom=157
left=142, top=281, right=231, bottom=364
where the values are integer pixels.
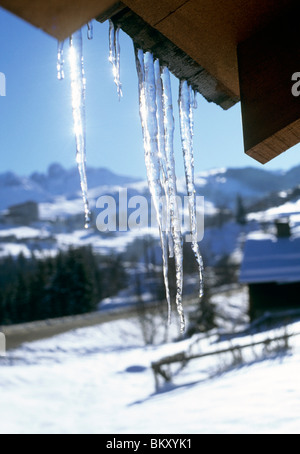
left=69, top=30, right=91, bottom=229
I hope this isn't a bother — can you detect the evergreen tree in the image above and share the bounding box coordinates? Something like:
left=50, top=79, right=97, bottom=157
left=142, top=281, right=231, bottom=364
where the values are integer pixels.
left=0, top=246, right=126, bottom=325
left=236, top=195, right=247, bottom=225
left=14, top=273, right=30, bottom=323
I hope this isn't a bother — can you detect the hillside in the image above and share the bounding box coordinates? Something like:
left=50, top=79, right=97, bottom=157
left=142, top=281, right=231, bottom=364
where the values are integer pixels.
left=0, top=163, right=300, bottom=267
left=2, top=163, right=300, bottom=212
left=1, top=306, right=299, bottom=434
left=0, top=164, right=139, bottom=211
left=1, top=164, right=300, bottom=434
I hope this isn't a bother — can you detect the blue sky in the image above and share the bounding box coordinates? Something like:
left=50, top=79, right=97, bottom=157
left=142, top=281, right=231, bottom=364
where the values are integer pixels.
left=0, top=7, right=300, bottom=179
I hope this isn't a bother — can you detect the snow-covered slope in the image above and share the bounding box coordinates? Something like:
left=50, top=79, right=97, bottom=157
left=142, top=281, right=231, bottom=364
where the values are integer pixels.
left=0, top=172, right=52, bottom=210
left=1, top=163, right=300, bottom=264
left=0, top=164, right=140, bottom=212
left=1, top=311, right=299, bottom=434
left=187, top=167, right=294, bottom=209
left=31, top=164, right=139, bottom=200
left=2, top=163, right=300, bottom=214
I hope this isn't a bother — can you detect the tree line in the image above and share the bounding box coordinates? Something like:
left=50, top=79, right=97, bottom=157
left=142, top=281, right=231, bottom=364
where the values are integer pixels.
left=0, top=246, right=126, bottom=325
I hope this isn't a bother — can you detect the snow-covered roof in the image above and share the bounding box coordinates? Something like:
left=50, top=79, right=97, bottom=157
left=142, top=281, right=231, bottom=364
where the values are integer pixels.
left=240, top=235, right=300, bottom=284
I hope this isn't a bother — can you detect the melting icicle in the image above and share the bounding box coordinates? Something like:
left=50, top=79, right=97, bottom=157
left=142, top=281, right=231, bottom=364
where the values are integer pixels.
left=154, top=60, right=173, bottom=259
left=135, top=49, right=186, bottom=331
left=87, top=21, right=94, bottom=40
left=179, top=80, right=204, bottom=298
left=69, top=30, right=91, bottom=229
left=192, top=89, right=198, bottom=109
left=161, top=66, right=185, bottom=332
left=109, top=20, right=123, bottom=100
left=135, top=48, right=171, bottom=324
left=57, top=41, right=65, bottom=80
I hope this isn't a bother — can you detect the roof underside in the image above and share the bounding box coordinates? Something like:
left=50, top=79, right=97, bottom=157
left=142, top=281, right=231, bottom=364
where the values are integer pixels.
left=0, top=0, right=299, bottom=163
left=121, top=0, right=294, bottom=102
left=240, top=237, right=300, bottom=284
left=0, top=0, right=294, bottom=106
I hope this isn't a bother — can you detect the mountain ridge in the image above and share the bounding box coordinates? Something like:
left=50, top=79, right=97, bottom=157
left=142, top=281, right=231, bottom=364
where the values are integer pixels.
left=1, top=163, right=300, bottom=212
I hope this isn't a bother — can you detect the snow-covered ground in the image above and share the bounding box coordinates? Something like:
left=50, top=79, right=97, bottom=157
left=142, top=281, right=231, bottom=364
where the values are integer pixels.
left=1, top=302, right=300, bottom=434
left=249, top=198, right=300, bottom=226
left=1, top=164, right=300, bottom=434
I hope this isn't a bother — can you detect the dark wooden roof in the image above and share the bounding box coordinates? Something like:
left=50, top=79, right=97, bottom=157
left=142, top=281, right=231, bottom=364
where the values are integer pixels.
left=240, top=235, right=300, bottom=284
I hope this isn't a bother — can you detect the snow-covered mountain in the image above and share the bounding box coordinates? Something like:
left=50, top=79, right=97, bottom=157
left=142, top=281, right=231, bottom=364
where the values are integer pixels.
left=187, top=166, right=300, bottom=209
left=31, top=164, right=139, bottom=199
left=2, top=163, right=300, bottom=213
left=0, top=164, right=140, bottom=211
left=0, top=172, right=52, bottom=210
left=1, top=163, right=300, bottom=263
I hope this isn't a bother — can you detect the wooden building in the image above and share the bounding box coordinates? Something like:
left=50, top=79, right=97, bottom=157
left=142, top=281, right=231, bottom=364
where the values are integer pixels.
left=240, top=222, right=300, bottom=321
left=5, top=201, right=39, bottom=226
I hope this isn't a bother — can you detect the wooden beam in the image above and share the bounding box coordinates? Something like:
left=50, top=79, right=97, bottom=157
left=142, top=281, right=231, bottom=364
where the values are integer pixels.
left=105, top=8, right=238, bottom=109
left=0, top=0, right=119, bottom=41
left=1, top=0, right=300, bottom=162
left=96, top=1, right=127, bottom=23
left=238, top=3, right=300, bottom=163
left=123, top=0, right=294, bottom=100
left=152, top=332, right=296, bottom=384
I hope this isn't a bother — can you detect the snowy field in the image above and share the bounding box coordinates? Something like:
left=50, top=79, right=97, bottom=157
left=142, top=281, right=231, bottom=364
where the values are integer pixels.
left=1, top=309, right=300, bottom=434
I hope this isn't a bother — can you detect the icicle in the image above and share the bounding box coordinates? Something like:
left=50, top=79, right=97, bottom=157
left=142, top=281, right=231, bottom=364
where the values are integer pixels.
left=192, top=88, right=198, bottom=109
left=135, top=48, right=171, bottom=324
left=154, top=60, right=167, bottom=183
left=87, top=21, right=94, bottom=40
left=179, top=80, right=204, bottom=299
left=109, top=20, right=123, bottom=101
left=69, top=30, right=91, bottom=229
left=57, top=41, right=65, bottom=80
left=154, top=60, right=172, bottom=258
left=161, top=67, right=185, bottom=332
left=194, top=90, right=198, bottom=109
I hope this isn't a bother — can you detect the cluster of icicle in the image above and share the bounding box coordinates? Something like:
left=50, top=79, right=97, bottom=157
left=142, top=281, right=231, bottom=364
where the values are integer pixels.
left=135, top=47, right=204, bottom=333
left=57, top=21, right=204, bottom=332
left=56, top=21, right=120, bottom=230
left=109, top=20, right=123, bottom=100
left=56, top=23, right=93, bottom=229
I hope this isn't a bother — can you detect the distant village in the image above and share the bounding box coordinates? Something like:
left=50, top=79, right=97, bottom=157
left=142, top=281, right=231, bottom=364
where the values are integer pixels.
left=0, top=201, right=39, bottom=226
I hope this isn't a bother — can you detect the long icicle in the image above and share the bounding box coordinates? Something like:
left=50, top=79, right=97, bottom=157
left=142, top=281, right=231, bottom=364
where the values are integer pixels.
left=87, top=21, right=94, bottom=40
left=154, top=59, right=172, bottom=324
left=135, top=48, right=171, bottom=322
left=109, top=20, right=123, bottom=101
left=179, top=80, right=204, bottom=299
left=154, top=60, right=173, bottom=260
left=69, top=29, right=91, bottom=229
left=161, top=67, right=185, bottom=332
left=57, top=41, right=65, bottom=80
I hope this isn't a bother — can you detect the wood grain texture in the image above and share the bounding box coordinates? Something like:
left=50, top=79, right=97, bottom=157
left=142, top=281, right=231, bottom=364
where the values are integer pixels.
left=238, top=3, right=300, bottom=163
left=120, top=0, right=187, bottom=27
left=124, top=0, right=294, bottom=98
left=109, top=8, right=238, bottom=109
left=1, top=0, right=300, bottom=163
left=0, top=0, right=118, bottom=41
left=0, top=0, right=294, bottom=95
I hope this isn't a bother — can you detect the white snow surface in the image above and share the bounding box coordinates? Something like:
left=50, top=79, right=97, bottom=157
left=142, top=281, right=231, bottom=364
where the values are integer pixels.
left=249, top=200, right=300, bottom=224
left=0, top=243, right=32, bottom=259
left=0, top=226, right=49, bottom=239
left=1, top=310, right=300, bottom=434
